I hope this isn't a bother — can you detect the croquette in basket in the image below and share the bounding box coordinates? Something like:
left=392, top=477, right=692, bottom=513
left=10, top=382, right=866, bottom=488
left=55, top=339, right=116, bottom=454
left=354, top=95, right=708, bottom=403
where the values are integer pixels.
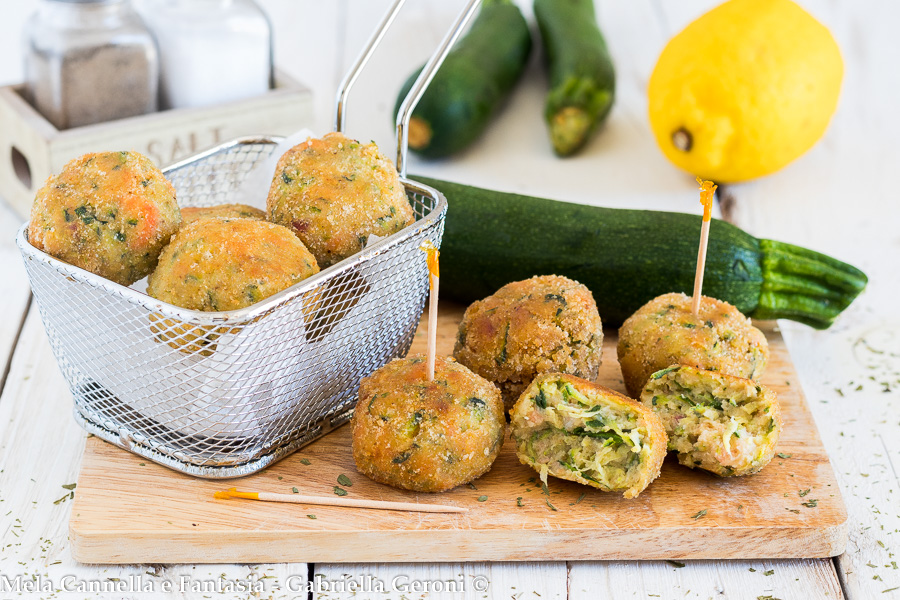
left=28, top=151, right=181, bottom=286
left=267, top=132, right=414, bottom=268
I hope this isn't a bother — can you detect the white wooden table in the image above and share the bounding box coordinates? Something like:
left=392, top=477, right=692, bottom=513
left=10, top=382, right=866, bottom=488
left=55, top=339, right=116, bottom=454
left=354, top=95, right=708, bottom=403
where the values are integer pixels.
left=1, top=1, right=898, bottom=598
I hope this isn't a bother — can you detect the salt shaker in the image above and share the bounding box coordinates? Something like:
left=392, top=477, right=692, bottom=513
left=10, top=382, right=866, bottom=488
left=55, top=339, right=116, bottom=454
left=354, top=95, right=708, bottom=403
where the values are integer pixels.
left=24, top=0, right=159, bottom=130
left=136, top=0, right=274, bottom=110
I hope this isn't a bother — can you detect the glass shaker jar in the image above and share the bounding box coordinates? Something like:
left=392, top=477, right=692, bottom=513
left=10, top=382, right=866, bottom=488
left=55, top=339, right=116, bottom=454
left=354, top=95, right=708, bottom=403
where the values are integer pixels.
left=24, top=0, right=159, bottom=130
left=136, top=0, right=274, bottom=110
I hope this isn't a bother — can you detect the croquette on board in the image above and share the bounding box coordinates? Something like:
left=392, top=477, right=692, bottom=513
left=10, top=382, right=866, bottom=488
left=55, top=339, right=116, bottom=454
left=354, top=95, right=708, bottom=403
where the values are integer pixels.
left=352, top=355, right=505, bottom=493
left=454, top=275, right=604, bottom=409
left=28, top=151, right=181, bottom=286
left=617, top=292, right=769, bottom=398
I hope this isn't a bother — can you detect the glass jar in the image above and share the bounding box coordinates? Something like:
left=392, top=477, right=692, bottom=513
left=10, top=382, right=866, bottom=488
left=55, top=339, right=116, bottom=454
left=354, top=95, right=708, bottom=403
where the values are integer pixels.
left=136, top=0, right=273, bottom=110
left=24, top=0, right=159, bottom=130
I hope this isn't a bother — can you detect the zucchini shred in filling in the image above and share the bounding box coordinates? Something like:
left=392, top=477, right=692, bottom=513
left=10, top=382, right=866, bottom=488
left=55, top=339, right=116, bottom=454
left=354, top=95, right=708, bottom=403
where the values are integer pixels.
left=641, top=365, right=782, bottom=477
left=510, top=373, right=666, bottom=498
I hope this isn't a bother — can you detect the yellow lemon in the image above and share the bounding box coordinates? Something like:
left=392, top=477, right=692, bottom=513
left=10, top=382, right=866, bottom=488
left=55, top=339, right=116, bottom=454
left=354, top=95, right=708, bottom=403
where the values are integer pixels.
left=648, top=0, right=843, bottom=183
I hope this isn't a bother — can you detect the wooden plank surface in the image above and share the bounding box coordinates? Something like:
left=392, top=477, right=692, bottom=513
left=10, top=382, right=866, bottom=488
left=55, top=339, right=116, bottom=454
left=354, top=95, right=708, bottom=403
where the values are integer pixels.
left=568, top=559, right=845, bottom=600
left=69, top=303, right=846, bottom=564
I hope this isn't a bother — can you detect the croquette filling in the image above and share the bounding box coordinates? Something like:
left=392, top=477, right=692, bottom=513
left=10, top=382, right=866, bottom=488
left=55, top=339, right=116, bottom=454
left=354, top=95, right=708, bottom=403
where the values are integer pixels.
left=647, top=367, right=777, bottom=475
left=518, top=379, right=653, bottom=492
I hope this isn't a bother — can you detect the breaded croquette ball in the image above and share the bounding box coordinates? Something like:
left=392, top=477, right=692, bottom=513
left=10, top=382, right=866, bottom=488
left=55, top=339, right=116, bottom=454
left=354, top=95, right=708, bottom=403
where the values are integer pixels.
left=510, top=373, right=666, bottom=499
left=617, top=292, right=769, bottom=398
left=641, top=365, right=782, bottom=477
left=453, top=275, right=603, bottom=409
left=181, top=203, right=265, bottom=224
left=147, top=218, right=319, bottom=311
left=267, top=132, right=414, bottom=268
left=352, top=355, right=505, bottom=493
left=28, top=151, right=181, bottom=285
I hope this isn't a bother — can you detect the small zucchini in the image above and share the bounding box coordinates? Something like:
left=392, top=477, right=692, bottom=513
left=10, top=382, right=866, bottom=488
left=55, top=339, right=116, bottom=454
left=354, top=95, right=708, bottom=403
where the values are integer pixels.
left=534, top=0, right=615, bottom=156
left=394, top=0, right=531, bottom=158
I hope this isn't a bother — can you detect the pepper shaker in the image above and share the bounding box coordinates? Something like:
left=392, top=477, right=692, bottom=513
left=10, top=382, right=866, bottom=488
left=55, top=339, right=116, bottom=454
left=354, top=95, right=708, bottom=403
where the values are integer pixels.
left=24, top=0, right=159, bottom=130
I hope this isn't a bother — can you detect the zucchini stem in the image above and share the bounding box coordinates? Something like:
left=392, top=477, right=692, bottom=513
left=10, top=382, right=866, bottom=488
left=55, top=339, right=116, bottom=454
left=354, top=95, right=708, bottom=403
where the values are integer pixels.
left=752, top=240, right=867, bottom=329
left=550, top=107, right=593, bottom=156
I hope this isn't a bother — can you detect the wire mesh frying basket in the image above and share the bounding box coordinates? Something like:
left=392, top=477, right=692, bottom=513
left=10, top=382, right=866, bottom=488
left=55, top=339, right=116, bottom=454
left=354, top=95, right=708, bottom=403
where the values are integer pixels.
left=16, top=0, right=481, bottom=478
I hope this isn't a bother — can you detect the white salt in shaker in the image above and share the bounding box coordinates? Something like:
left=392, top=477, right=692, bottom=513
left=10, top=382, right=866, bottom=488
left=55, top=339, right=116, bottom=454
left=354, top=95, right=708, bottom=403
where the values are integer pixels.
left=24, top=0, right=159, bottom=130
left=136, top=0, right=273, bottom=110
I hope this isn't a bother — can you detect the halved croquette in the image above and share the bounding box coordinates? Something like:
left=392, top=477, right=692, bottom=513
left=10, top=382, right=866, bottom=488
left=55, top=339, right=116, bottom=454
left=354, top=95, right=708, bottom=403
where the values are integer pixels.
left=510, top=373, right=666, bottom=499
left=641, top=365, right=782, bottom=477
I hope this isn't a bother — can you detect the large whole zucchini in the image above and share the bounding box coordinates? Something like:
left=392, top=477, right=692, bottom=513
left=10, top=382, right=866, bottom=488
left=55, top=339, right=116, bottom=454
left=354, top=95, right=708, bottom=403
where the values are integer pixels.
left=415, top=176, right=867, bottom=329
left=394, top=0, right=531, bottom=159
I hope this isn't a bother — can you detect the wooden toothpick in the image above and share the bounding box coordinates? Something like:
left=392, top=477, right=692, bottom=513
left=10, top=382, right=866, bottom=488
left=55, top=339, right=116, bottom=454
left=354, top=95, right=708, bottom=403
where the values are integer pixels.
left=419, top=240, right=440, bottom=382
left=692, top=178, right=717, bottom=315
left=214, top=487, right=467, bottom=514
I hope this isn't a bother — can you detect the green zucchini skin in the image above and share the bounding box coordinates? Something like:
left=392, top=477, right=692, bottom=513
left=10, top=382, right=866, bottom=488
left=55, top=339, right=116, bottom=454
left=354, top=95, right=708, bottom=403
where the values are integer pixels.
left=415, top=176, right=867, bottom=329
left=394, top=0, right=531, bottom=159
left=534, top=0, right=615, bottom=156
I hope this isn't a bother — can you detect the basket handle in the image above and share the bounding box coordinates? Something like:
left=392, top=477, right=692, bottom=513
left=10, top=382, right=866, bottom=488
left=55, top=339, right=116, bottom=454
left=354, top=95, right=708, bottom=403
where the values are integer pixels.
left=333, top=0, right=482, bottom=178
left=333, top=0, right=407, bottom=134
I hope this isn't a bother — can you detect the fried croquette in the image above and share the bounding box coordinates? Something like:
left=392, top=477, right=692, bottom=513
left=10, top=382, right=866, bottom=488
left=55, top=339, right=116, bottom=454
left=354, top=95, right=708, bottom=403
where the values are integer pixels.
left=510, top=373, right=666, bottom=499
left=28, top=151, right=181, bottom=285
left=352, top=355, right=505, bottom=493
left=453, top=275, right=603, bottom=409
left=181, top=203, right=266, bottom=224
left=147, top=217, right=319, bottom=311
left=617, top=292, right=769, bottom=398
left=641, top=365, right=782, bottom=477
left=267, top=132, right=414, bottom=268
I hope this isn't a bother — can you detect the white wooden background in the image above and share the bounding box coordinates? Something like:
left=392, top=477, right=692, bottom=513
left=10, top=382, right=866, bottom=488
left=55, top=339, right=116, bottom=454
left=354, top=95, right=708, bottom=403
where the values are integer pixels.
left=0, top=1, right=898, bottom=598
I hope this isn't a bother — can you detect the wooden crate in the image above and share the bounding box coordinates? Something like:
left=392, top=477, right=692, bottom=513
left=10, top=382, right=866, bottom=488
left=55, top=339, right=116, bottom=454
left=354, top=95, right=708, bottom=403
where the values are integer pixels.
left=0, top=70, right=313, bottom=218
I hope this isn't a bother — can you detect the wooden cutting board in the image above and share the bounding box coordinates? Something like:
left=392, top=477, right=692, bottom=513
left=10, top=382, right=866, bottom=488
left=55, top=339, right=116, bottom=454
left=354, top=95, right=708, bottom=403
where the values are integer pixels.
left=69, top=303, right=847, bottom=563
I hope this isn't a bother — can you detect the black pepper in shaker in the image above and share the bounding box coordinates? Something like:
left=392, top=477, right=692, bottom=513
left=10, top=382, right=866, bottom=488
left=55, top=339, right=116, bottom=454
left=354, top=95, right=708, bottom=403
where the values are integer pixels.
left=24, top=0, right=159, bottom=130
